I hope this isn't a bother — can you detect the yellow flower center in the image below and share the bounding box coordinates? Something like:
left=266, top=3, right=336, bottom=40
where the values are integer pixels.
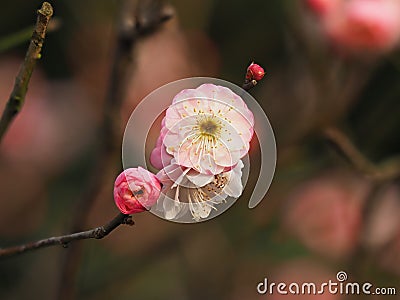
left=186, top=116, right=223, bottom=160
left=199, top=119, right=219, bottom=135
left=196, top=115, right=222, bottom=137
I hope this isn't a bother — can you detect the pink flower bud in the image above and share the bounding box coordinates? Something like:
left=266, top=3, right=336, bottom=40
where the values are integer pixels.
left=113, top=167, right=161, bottom=214
left=246, top=62, right=265, bottom=81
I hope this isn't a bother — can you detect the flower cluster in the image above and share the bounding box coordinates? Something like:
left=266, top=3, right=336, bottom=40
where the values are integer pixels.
left=150, top=83, right=255, bottom=221
left=306, top=0, right=400, bottom=53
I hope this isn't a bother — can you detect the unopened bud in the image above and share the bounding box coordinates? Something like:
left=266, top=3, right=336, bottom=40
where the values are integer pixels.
left=114, top=167, right=161, bottom=214
left=246, top=62, right=265, bottom=81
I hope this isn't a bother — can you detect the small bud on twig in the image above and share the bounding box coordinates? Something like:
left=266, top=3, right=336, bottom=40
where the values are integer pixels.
left=246, top=62, right=265, bottom=81
left=242, top=62, right=266, bottom=91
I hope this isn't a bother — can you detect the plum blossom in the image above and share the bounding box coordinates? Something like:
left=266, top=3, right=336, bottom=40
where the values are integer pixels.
left=285, top=174, right=366, bottom=259
left=307, top=0, right=400, bottom=53
left=150, top=83, right=254, bottom=221
left=156, top=159, right=244, bottom=221
left=114, top=167, right=161, bottom=214
left=162, top=84, right=254, bottom=175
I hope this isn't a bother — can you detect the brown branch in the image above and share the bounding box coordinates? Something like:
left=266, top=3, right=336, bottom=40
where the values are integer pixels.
left=57, top=1, right=174, bottom=299
left=323, top=126, right=400, bottom=181
left=67, top=0, right=174, bottom=237
left=242, top=79, right=258, bottom=91
left=0, top=2, right=53, bottom=142
left=0, top=213, right=133, bottom=259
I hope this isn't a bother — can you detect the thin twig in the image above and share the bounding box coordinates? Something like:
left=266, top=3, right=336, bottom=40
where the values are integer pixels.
left=0, top=2, right=53, bottom=142
left=323, top=126, right=400, bottom=181
left=0, top=213, right=133, bottom=259
left=242, top=79, right=258, bottom=91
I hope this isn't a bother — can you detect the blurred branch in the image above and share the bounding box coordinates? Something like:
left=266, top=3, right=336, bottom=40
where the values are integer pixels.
left=67, top=0, right=174, bottom=235
left=0, top=18, right=60, bottom=54
left=0, top=213, right=133, bottom=259
left=323, top=126, right=400, bottom=181
left=57, top=1, right=174, bottom=299
left=348, top=180, right=390, bottom=275
left=0, top=2, right=53, bottom=142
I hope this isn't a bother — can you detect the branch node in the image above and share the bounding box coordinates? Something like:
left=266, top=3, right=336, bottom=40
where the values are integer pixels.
left=123, top=216, right=135, bottom=226
left=38, top=2, right=54, bottom=18
left=323, top=126, right=400, bottom=181
left=93, top=227, right=107, bottom=239
left=242, top=80, right=258, bottom=91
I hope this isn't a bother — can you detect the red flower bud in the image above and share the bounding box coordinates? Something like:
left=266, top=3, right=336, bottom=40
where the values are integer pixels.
left=114, top=167, right=161, bottom=214
left=246, top=63, right=265, bottom=81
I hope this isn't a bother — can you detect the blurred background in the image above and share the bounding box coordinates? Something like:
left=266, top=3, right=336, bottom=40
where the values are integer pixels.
left=0, top=0, right=399, bottom=299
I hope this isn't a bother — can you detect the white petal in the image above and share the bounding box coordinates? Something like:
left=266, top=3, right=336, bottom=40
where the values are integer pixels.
left=198, top=203, right=212, bottom=218
left=186, top=170, right=214, bottom=187
left=223, top=160, right=244, bottom=198
left=210, top=192, right=228, bottom=204
left=163, top=198, right=183, bottom=220
left=188, top=193, right=212, bottom=221
left=161, top=162, right=185, bottom=185
left=161, top=185, right=187, bottom=220
left=197, top=152, right=224, bottom=175
left=218, top=120, right=247, bottom=153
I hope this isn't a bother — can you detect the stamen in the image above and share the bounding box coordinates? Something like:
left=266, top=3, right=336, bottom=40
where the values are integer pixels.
left=174, top=184, right=180, bottom=202
left=171, top=167, right=191, bottom=188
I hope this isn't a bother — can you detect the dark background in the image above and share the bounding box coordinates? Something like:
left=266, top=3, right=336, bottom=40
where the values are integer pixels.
left=0, top=0, right=399, bottom=299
